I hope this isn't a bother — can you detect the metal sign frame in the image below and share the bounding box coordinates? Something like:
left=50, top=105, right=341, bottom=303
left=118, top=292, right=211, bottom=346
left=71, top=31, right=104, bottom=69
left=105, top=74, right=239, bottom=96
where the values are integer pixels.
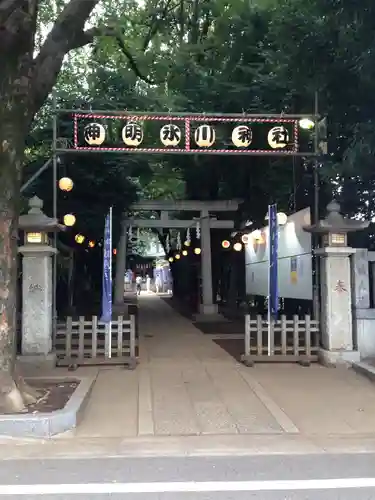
left=54, top=108, right=318, bottom=157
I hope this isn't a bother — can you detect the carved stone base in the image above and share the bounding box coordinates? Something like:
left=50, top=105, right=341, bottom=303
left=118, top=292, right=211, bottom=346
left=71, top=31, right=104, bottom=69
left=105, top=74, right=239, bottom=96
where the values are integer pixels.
left=17, top=353, right=57, bottom=372
left=318, top=348, right=360, bottom=367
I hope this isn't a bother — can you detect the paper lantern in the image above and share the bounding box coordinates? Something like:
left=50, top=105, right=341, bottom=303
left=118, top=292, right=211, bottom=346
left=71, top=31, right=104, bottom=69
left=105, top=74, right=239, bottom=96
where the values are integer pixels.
left=175, top=253, right=181, bottom=260
left=58, top=177, right=73, bottom=192
left=194, top=247, right=201, bottom=255
left=194, top=125, right=215, bottom=148
left=267, top=126, right=289, bottom=149
left=241, top=234, right=249, bottom=244
left=221, top=240, right=231, bottom=249
left=75, top=234, right=85, bottom=244
left=232, top=125, right=252, bottom=147
left=63, top=214, right=76, bottom=227
left=122, top=121, right=143, bottom=146
left=265, top=211, right=288, bottom=226
left=182, top=250, right=188, bottom=256
left=299, top=118, right=314, bottom=130
left=160, top=124, right=181, bottom=146
left=277, top=212, right=288, bottom=226
left=84, top=123, right=106, bottom=146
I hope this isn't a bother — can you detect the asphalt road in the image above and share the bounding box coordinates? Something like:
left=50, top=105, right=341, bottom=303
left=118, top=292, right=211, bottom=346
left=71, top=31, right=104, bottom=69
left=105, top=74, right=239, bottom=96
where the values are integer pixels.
left=1, top=453, right=375, bottom=499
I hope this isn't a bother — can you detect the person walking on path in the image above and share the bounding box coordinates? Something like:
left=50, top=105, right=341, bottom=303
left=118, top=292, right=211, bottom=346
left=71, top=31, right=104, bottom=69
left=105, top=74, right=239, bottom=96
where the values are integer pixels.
left=136, top=275, right=142, bottom=295
left=146, top=274, right=151, bottom=293
left=155, top=275, right=162, bottom=294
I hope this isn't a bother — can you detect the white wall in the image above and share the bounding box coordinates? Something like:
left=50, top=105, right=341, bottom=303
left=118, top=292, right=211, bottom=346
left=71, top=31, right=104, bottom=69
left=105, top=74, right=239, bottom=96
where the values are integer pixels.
left=245, top=207, right=313, bottom=300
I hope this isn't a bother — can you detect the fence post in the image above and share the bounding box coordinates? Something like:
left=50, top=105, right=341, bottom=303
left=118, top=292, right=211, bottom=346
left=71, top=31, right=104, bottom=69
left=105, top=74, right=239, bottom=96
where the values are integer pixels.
left=241, top=314, right=254, bottom=366
left=281, top=315, right=287, bottom=356
left=117, top=316, right=123, bottom=357
left=66, top=316, right=72, bottom=359
left=298, top=314, right=312, bottom=367
left=78, top=316, right=85, bottom=359
left=92, top=316, right=97, bottom=359
left=293, top=315, right=299, bottom=357
left=257, top=315, right=262, bottom=355
left=129, top=314, right=136, bottom=369
left=244, top=314, right=250, bottom=357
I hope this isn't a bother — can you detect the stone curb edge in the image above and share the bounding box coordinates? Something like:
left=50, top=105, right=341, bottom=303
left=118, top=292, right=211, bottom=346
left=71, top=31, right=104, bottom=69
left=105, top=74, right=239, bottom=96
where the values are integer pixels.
left=352, top=361, right=375, bottom=382
left=0, top=373, right=97, bottom=439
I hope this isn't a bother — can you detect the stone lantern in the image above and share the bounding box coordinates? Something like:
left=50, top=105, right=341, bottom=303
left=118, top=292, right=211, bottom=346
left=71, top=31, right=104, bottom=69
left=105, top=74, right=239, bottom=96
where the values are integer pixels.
left=18, top=196, right=64, bottom=364
left=304, top=200, right=369, bottom=366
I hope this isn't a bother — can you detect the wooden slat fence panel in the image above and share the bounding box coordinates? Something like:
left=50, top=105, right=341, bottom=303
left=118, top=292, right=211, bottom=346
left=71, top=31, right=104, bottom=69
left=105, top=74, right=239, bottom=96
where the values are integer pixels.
left=241, top=314, right=320, bottom=366
left=54, top=315, right=138, bottom=369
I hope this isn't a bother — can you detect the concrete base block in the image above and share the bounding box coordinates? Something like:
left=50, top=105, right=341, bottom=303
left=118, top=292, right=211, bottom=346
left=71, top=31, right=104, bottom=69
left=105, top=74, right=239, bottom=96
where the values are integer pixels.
left=193, top=304, right=228, bottom=323
left=194, top=312, right=228, bottom=323
left=352, top=361, right=375, bottom=383
left=319, top=348, right=360, bottom=367
left=17, top=353, right=57, bottom=371
left=194, top=303, right=229, bottom=322
left=198, top=303, right=218, bottom=315
left=113, top=303, right=128, bottom=314
left=0, top=373, right=97, bottom=438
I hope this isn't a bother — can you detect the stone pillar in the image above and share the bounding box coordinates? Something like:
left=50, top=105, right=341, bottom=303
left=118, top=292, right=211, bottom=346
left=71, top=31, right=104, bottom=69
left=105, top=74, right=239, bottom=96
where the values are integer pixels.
left=351, top=249, right=370, bottom=309
left=351, top=249, right=375, bottom=358
left=199, top=211, right=218, bottom=316
left=316, top=246, right=360, bottom=365
left=18, top=244, right=57, bottom=361
left=114, top=220, right=127, bottom=306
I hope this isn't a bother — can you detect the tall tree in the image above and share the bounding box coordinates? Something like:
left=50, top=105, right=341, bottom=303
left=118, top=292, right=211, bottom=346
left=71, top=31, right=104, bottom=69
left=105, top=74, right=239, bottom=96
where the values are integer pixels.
left=0, top=0, right=160, bottom=412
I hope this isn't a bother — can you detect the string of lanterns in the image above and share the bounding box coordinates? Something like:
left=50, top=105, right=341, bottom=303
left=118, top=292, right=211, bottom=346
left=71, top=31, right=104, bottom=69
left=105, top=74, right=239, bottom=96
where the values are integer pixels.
left=58, top=176, right=77, bottom=228
left=168, top=245, right=201, bottom=262
left=83, top=122, right=294, bottom=150
left=59, top=177, right=94, bottom=250
left=221, top=239, right=244, bottom=251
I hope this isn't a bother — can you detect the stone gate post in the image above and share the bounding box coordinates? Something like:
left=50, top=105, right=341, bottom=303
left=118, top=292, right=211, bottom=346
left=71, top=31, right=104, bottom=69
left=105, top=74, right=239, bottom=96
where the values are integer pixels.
left=304, top=201, right=369, bottom=366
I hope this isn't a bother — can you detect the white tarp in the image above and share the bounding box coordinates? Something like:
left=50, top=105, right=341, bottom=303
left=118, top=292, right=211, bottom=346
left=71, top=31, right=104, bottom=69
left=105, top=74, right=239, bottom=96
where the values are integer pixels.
left=245, top=207, right=313, bottom=300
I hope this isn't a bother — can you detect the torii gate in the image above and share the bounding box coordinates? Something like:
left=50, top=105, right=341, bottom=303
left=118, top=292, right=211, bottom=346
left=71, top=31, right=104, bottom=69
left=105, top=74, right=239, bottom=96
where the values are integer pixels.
left=114, top=199, right=240, bottom=319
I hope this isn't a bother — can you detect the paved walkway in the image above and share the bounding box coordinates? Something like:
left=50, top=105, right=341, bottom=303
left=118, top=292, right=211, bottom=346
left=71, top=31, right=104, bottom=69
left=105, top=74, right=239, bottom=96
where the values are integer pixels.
left=75, top=294, right=375, bottom=440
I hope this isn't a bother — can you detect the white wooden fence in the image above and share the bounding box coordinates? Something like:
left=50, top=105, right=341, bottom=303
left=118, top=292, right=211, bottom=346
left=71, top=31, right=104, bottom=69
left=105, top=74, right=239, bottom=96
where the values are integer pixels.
left=241, top=314, right=319, bottom=365
left=55, top=315, right=138, bottom=369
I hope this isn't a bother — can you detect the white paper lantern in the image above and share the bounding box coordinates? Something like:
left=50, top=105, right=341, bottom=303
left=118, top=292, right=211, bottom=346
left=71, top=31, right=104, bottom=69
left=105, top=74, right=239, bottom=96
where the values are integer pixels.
left=160, top=124, right=181, bottom=146
left=122, top=121, right=144, bottom=146
left=84, top=123, right=106, bottom=146
left=232, top=125, right=252, bottom=147
left=63, top=214, right=76, bottom=227
left=277, top=212, right=288, bottom=226
left=58, top=177, right=73, bottom=192
left=267, top=126, right=289, bottom=149
left=241, top=233, right=249, bottom=244
left=194, top=125, right=215, bottom=148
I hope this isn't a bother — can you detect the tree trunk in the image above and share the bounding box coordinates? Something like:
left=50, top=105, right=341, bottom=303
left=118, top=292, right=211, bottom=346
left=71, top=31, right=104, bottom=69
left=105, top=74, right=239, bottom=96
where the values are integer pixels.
left=0, top=0, right=115, bottom=413
left=0, top=5, right=42, bottom=410
left=0, top=122, right=41, bottom=413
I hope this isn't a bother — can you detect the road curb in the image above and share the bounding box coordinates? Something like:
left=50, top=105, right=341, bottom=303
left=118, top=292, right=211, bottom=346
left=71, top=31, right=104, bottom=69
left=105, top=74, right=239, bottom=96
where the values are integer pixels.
left=0, top=373, right=97, bottom=439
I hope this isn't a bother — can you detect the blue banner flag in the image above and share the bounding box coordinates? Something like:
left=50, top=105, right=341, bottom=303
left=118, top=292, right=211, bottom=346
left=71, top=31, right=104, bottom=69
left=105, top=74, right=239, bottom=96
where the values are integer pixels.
left=100, top=210, right=112, bottom=323
left=268, top=204, right=279, bottom=320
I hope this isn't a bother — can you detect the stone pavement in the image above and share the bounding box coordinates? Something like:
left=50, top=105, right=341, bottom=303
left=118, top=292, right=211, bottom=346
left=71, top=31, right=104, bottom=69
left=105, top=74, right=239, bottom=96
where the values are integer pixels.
left=73, top=294, right=375, bottom=441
